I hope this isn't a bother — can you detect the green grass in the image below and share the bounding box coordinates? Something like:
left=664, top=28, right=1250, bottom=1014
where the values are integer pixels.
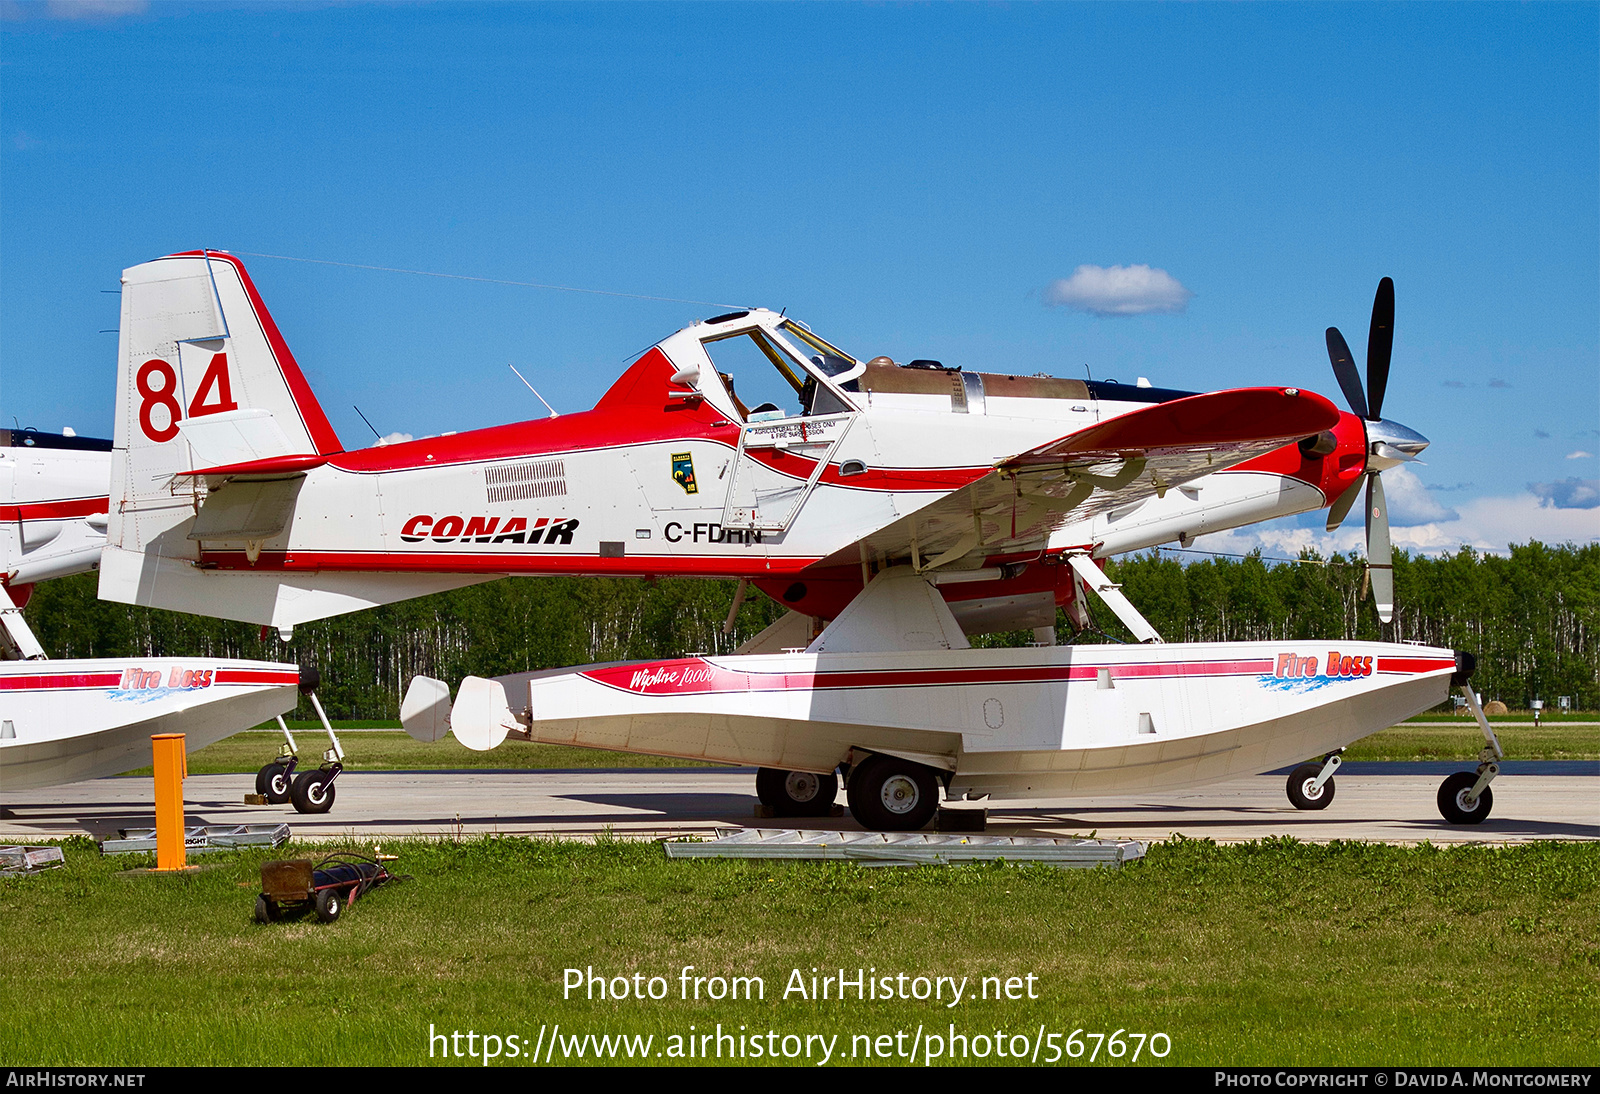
left=1344, top=723, right=1600, bottom=762
left=1406, top=712, right=1598, bottom=723
left=2, top=838, right=1595, bottom=1067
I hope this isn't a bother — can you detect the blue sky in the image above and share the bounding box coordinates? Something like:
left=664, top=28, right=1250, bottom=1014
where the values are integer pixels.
left=3, top=0, right=1596, bottom=555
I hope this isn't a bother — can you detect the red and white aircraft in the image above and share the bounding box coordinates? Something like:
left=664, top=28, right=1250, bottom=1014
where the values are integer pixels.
left=0, top=429, right=310, bottom=797
left=95, top=251, right=1501, bottom=829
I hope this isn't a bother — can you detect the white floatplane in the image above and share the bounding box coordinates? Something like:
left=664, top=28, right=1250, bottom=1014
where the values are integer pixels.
left=0, top=429, right=316, bottom=801
left=406, top=567, right=1486, bottom=831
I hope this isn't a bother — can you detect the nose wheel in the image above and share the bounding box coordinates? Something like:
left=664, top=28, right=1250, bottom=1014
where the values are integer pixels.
left=1438, top=767, right=1495, bottom=825
left=1286, top=751, right=1342, bottom=810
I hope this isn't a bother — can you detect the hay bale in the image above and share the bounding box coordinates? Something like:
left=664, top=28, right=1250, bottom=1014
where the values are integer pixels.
left=1483, top=700, right=1509, bottom=715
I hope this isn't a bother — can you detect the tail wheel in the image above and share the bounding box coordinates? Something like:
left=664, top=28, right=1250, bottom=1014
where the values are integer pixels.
left=1286, top=763, right=1336, bottom=810
left=755, top=767, right=839, bottom=817
left=290, top=770, right=336, bottom=815
left=1438, top=771, right=1493, bottom=825
left=846, top=754, right=940, bottom=832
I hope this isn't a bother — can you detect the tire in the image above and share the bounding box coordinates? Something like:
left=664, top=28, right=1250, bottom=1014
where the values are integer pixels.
left=1286, top=763, right=1335, bottom=810
left=1438, top=771, right=1493, bottom=825
left=314, top=888, right=342, bottom=923
left=263, top=762, right=294, bottom=805
left=254, top=762, right=282, bottom=796
left=755, top=767, right=839, bottom=817
left=254, top=895, right=275, bottom=924
left=290, top=770, right=336, bottom=814
left=846, top=754, right=940, bottom=832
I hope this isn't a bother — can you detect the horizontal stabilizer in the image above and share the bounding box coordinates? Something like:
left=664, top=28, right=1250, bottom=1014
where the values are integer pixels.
left=98, top=545, right=499, bottom=628
left=187, top=477, right=303, bottom=542
left=174, top=452, right=329, bottom=481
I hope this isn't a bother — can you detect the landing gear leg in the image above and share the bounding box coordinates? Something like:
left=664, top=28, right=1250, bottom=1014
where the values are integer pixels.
left=1286, top=750, right=1342, bottom=810
left=288, top=668, right=345, bottom=816
left=1440, top=684, right=1503, bottom=825
left=255, top=717, right=299, bottom=805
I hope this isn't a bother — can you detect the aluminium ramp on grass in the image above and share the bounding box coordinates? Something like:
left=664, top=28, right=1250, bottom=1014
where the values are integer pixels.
left=663, top=828, right=1145, bottom=868
left=99, top=823, right=292, bottom=855
left=0, top=845, right=65, bottom=875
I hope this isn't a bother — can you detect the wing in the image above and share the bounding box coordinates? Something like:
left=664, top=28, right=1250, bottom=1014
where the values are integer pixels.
left=823, top=386, right=1339, bottom=569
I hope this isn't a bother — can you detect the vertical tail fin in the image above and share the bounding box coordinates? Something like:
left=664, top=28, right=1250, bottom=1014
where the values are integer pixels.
left=108, top=250, right=343, bottom=552
left=103, top=251, right=353, bottom=626
left=114, top=250, right=340, bottom=473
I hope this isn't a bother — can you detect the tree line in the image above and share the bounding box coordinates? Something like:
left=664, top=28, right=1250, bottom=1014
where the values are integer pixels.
left=21, top=541, right=1597, bottom=717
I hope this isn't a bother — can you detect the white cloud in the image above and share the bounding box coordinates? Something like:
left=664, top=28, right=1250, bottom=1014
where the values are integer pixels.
left=1566, top=451, right=1594, bottom=460
left=1529, top=478, right=1600, bottom=510
left=1044, top=264, right=1194, bottom=317
left=1379, top=466, right=1458, bottom=526
left=376, top=432, right=414, bottom=447
left=1181, top=487, right=1599, bottom=561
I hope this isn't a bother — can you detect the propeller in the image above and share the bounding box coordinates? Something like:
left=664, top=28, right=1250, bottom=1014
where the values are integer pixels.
left=1323, top=277, right=1430, bottom=623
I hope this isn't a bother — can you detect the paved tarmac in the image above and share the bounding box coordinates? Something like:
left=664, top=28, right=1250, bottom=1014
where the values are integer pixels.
left=1, top=765, right=1594, bottom=846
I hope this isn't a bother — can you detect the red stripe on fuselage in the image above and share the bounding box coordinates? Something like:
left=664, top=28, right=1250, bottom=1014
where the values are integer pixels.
left=197, top=549, right=823, bottom=578
left=0, top=496, right=109, bottom=522
left=1374, top=657, right=1456, bottom=674
left=579, top=656, right=1283, bottom=696
left=0, top=672, right=126, bottom=691
left=212, top=669, right=300, bottom=686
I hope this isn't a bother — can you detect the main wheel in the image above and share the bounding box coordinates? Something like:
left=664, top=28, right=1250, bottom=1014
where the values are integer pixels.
left=254, top=895, right=276, bottom=924
left=314, top=888, right=342, bottom=923
left=260, top=762, right=294, bottom=805
left=255, top=761, right=285, bottom=796
left=290, top=769, right=336, bottom=814
left=755, top=767, right=839, bottom=817
left=1286, top=763, right=1335, bottom=810
left=846, top=754, right=940, bottom=832
left=1437, top=771, right=1493, bottom=824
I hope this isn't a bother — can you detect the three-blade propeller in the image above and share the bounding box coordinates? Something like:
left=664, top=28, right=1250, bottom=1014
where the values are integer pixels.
left=1323, top=277, right=1429, bottom=624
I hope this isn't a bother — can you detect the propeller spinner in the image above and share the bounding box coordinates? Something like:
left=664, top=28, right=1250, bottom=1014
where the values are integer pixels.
left=1323, top=277, right=1430, bottom=623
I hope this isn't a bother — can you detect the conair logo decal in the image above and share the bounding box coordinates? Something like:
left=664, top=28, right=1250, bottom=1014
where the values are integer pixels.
left=400, top=515, right=579, bottom=545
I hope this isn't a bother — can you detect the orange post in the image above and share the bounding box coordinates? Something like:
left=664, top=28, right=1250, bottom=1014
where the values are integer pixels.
left=151, top=733, right=187, bottom=871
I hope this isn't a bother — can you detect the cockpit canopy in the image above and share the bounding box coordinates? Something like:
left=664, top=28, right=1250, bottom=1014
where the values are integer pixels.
left=659, top=309, right=864, bottom=423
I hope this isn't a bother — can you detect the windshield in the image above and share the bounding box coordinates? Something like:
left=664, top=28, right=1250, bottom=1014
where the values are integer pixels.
left=778, top=321, right=857, bottom=379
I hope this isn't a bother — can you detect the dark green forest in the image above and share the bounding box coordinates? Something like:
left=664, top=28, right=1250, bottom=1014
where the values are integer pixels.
left=22, top=541, right=1598, bottom=717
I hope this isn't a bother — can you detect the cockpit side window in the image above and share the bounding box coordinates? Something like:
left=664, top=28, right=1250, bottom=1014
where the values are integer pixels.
left=701, top=331, right=807, bottom=422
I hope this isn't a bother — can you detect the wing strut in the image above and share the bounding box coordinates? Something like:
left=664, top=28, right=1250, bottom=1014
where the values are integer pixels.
left=1065, top=554, right=1162, bottom=644
left=0, top=583, right=46, bottom=660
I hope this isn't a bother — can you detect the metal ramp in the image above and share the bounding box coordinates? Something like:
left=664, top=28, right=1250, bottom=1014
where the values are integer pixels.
left=1, top=845, right=65, bottom=876
left=99, top=823, right=291, bottom=856
left=663, top=828, right=1145, bottom=868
